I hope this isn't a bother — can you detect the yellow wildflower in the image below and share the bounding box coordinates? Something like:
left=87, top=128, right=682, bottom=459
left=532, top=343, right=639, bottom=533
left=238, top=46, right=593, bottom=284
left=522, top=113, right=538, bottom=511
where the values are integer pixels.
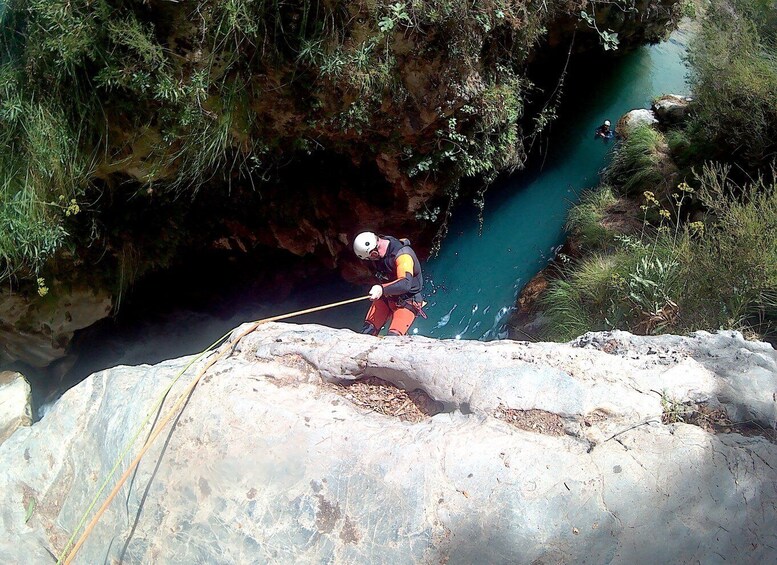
left=65, top=199, right=80, bottom=217
left=678, top=182, right=693, bottom=193
left=37, top=277, right=49, bottom=297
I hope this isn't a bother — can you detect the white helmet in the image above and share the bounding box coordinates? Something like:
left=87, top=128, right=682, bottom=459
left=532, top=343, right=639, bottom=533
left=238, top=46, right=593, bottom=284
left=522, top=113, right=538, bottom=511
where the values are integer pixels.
left=353, top=231, right=378, bottom=260
left=604, top=120, right=611, bottom=127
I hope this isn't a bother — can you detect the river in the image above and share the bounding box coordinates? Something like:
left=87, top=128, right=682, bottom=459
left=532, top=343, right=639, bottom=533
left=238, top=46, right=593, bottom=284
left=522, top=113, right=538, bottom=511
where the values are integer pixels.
left=39, top=26, right=693, bottom=411
left=415, top=26, right=693, bottom=340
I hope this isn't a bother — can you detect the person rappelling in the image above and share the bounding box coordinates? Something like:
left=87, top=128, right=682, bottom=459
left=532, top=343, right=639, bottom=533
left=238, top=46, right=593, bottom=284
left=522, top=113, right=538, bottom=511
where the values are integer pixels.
left=352, top=231, right=427, bottom=336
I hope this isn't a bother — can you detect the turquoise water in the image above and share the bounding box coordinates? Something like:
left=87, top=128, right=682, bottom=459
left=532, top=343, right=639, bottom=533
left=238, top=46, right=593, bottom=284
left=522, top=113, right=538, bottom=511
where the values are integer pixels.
left=414, top=30, right=692, bottom=340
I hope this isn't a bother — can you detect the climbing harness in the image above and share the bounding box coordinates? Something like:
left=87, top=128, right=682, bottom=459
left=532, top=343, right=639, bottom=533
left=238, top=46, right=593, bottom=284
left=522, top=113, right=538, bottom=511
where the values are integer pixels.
left=58, top=295, right=369, bottom=565
left=397, top=295, right=428, bottom=319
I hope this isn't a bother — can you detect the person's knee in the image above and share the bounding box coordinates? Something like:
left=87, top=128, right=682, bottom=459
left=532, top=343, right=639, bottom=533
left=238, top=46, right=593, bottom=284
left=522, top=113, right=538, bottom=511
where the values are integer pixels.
left=387, top=309, right=414, bottom=336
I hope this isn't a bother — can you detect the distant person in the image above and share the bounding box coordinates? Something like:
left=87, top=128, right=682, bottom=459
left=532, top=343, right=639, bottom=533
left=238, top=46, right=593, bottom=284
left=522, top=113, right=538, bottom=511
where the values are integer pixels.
left=352, top=231, right=426, bottom=336
left=594, top=119, right=614, bottom=141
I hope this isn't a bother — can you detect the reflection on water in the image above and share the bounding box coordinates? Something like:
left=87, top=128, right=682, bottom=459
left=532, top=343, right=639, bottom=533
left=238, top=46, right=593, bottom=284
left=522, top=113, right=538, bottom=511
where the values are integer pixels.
left=433, top=304, right=457, bottom=329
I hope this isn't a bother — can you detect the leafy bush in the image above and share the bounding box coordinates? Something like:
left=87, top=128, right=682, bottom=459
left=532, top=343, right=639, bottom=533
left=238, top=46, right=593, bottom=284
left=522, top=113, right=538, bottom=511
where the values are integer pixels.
left=685, top=0, right=777, bottom=169
left=542, top=231, right=684, bottom=339
left=678, top=164, right=777, bottom=333
left=665, top=128, right=702, bottom=170
left=0, top=64, right=92, bottom=281
left=544, top=167, right=777, bottom=341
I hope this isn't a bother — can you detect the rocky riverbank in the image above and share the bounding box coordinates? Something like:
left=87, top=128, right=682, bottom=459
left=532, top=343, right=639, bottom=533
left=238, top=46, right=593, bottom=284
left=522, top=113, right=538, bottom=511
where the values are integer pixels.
left=507, top=93, right=693, bottom=341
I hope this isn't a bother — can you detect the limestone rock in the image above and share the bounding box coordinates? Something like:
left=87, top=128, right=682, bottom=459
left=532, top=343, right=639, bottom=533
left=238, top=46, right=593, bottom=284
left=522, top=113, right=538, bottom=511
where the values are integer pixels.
left=652, top=94, right=693, bottom=124
left=0, top=371, right=32, bottom=446
left=0, top=285, right=113, bottom=368
left=615, top=108, right=659, bottom=139
left=0, top=325, right=775, bottom=564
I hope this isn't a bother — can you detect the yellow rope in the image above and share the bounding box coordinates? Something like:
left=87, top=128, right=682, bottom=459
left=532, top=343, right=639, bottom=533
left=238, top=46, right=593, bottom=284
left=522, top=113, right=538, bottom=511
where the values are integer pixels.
left=54, top=330, right=233, bottom=565
left=58, top=295, right=369, bottom=564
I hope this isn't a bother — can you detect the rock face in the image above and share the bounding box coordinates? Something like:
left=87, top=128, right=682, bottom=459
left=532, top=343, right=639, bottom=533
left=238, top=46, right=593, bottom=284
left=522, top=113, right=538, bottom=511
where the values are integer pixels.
left=0, top=285, right=113, bottom=368
left=548, top=0, right=682, bottom=52
left=652, top=94, right=693, bottom=124
left=0, top=371, right=32, bottom=446
left=615, top=108, right=659, bottom=139
left=1, top=325, right=776, bottom=563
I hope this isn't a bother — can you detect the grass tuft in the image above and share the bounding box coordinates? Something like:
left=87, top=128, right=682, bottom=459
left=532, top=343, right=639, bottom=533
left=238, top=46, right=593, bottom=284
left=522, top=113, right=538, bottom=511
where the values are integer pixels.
left=604, top=125, right=666, bottom=196
left=566, top=186, right=619, bottom=249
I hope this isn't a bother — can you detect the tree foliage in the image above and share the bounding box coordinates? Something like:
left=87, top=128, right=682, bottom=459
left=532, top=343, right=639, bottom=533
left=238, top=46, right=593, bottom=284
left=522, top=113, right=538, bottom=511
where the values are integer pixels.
left=685, top=0, right=777, bottom=169
left=1, top=0, right=682, bottom=285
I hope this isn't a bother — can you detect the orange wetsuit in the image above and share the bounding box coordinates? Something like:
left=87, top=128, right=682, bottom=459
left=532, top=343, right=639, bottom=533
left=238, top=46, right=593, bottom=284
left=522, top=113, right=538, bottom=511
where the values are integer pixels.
left=362, top=236, right=424, bottom=336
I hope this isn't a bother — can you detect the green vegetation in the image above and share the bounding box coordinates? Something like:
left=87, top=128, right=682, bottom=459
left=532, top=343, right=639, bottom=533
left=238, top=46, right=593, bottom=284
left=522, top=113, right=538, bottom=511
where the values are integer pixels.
left=543, top=230, right=685, bottom=341
left=565, top=185, right=619, bottom=250
left=685, top=0, right=777, bottom=169
left=5, top=0, right=639, bottom=286
left=680, top=165, right=777, bottom=333
left=543, top=0, right=777, bottom=341
left=603, top=125, right=666, bottom=196
left=545, top=170, right=777, bottom=339
left=0, top=64, right=92, bottom=283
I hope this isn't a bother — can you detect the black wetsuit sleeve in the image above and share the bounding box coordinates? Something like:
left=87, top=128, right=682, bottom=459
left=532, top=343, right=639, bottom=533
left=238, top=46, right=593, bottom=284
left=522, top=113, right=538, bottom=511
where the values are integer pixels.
left=382, top=272, right=413, bottom=296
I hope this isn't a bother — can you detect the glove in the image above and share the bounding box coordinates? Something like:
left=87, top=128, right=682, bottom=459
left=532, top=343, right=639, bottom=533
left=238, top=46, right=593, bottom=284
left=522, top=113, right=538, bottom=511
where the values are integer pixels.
left=369, top=285, right=383, bottom=300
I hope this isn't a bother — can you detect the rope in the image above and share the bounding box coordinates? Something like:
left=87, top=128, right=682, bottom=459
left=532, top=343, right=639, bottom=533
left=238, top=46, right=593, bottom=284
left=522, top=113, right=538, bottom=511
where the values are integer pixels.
left=54, top=329, right=233, bottom=565
left=58, top=294, right=369, bottom=564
